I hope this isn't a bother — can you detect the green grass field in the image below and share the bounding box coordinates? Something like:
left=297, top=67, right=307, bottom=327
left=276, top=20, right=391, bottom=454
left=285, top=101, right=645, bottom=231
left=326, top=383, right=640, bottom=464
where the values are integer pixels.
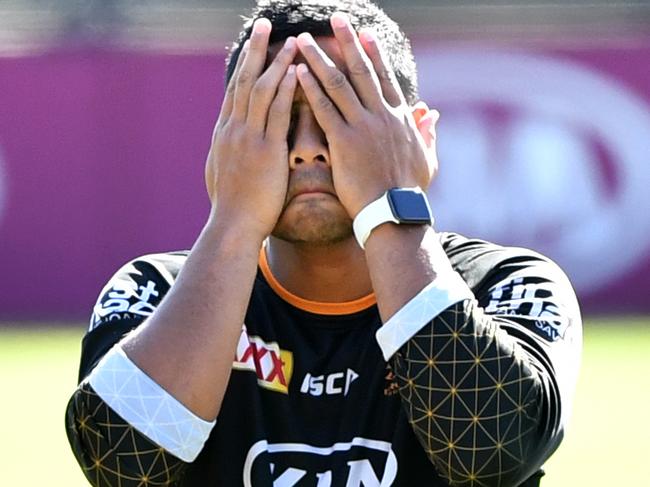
left=1, top=318, right=649, bottom=486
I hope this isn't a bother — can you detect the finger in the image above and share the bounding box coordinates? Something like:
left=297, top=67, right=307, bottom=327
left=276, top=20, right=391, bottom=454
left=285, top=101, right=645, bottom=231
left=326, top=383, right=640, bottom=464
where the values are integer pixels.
left=266, top=65, right=298, bottom=141
left=296, top=63, right=346, bottom=136
left=232, top=18, right=272, bottom=121
left=296, top=33, right=364, bottom=122
left=358, top=29, right=405, bottom=107
left=330, top=12, right=383, bottom=111
left=248, top=36, right=298, bottom=133
left=218, top=40, right=249, bottom=125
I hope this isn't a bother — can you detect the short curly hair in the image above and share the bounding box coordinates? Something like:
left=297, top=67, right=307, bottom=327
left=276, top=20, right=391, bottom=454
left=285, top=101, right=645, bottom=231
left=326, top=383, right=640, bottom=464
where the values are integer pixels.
left=225, top=0, right=419, bottom=105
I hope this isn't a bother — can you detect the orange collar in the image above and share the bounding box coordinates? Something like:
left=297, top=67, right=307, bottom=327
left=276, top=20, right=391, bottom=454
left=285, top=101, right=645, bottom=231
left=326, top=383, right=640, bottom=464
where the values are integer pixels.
left=258, top=247, right=376, bottom=316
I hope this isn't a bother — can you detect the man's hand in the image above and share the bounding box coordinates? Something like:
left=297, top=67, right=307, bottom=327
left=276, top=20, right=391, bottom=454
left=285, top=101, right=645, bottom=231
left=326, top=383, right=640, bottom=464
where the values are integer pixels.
left=294, top=12, right=438, bottom=218
left=206, top=18, right=298, bottom=241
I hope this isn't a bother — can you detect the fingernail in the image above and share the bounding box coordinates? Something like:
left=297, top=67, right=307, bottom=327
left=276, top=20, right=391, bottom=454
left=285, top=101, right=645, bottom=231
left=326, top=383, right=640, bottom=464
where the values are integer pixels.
left=284, top=36, right=296, bottom=49
left=288, top=65, right=296, bottom=75
left=331, top=12, right=348, bottom=29
left=253, top=18, right=271, bottom=34
left=296, top=64, right=309, bottom=76
left=360, top=29, right=376, bottom=43
left=297, top=32, right=314, bottom=45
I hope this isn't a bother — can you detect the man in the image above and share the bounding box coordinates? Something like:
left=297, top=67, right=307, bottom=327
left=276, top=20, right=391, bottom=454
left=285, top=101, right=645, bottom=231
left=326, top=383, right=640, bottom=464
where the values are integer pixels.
left=65, top=1, right=581, bottom=486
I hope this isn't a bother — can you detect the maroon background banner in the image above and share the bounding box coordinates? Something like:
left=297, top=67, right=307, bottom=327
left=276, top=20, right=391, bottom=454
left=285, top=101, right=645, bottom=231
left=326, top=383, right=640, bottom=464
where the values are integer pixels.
left=1, top=41, right=649, bottom=320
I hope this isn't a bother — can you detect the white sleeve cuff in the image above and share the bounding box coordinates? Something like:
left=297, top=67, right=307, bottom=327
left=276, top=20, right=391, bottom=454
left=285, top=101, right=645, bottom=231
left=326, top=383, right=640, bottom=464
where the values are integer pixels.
left=376, top=271, right=474, bottom=361
left=87, top=345, right=216, bottom=462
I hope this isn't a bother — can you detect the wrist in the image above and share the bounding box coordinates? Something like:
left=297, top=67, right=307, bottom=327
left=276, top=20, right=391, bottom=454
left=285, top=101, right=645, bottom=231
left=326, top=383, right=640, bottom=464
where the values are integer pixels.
left=364, top=221, right=430, bottom=249
left=352, top=187, right=433, bottom=249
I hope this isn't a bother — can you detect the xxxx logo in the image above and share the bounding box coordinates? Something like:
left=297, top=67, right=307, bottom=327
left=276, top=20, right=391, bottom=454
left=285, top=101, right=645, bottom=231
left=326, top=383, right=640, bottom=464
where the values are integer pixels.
left=233, top=326, right=293, bottom=394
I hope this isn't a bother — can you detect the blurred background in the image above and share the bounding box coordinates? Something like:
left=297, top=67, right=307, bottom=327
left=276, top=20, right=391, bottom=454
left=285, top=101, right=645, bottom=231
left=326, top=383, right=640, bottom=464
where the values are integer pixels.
left=1, top=0, right=649, bottom=485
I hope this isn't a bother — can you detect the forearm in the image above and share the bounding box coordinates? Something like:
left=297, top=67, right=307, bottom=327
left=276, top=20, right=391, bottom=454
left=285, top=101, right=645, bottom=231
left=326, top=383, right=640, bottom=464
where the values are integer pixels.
left=364, top=223, right=441, bottom=322
left=120, top=218, right=264, bottom=421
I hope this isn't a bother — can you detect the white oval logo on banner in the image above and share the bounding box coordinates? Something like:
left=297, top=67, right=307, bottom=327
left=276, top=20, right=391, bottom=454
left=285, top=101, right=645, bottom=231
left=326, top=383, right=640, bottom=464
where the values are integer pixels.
left=416, top=48, right=650, bottom=293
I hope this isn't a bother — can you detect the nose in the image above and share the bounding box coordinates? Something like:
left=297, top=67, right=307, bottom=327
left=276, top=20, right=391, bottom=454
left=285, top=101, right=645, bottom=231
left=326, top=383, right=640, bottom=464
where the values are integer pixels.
left=288, top=104, right=330, bottom=170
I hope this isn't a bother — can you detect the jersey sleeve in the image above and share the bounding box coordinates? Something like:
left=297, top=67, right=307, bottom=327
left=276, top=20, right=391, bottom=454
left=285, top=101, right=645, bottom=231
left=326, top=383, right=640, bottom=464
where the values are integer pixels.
left=79, top=255, right=175, bottom=381
left=376, top=234, right=581, bottom=487
left=65, top=253, right=213, bottom=486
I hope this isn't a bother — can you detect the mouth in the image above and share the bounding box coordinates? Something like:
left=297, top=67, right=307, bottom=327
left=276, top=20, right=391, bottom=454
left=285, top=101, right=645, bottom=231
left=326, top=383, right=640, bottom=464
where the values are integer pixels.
left=293, top=188, right=335, bottom=198
left=284, top=170, right=338, bottom=207
left=283, top=187, right=337, bottom=210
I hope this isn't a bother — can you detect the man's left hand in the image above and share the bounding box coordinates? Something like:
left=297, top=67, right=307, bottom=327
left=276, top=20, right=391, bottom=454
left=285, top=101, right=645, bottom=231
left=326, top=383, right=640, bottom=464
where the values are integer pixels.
left=295, top=12, right=438, bottom=218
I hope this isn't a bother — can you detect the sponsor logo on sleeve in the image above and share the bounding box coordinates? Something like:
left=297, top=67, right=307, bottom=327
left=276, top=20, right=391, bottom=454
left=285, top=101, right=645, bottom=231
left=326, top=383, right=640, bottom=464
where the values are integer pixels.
left=244, top=437, right=397, bottom=487
left=233, top=326, right=293, bottom=394
left=90, top=274, right=161, bottom=330
left=485, top=277, right=570, bottom=341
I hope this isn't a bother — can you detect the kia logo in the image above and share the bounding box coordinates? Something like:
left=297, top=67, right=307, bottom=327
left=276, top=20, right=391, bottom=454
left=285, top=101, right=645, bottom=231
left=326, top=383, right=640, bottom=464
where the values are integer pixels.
left=243, top=437, right=397, bottom=487
left=417, top=48, right=650, bottom=293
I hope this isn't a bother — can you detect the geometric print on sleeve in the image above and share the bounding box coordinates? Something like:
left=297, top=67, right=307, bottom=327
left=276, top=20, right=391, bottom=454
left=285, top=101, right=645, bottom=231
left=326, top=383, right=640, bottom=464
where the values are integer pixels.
left=65, top=381, right=188, bottom=486
left=392, top=299, right=543, bottom=487
left=87, top=346, right=215, bottom=463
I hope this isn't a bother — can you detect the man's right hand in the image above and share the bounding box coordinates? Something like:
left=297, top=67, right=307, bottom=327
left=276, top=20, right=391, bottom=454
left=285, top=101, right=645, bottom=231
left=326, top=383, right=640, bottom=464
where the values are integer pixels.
left=205, top=18, right=298, bottom=242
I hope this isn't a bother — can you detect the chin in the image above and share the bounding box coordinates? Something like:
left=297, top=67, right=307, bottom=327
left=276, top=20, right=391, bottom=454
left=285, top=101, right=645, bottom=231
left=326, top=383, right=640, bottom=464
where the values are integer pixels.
left=272, top=202, right=352, bottom=244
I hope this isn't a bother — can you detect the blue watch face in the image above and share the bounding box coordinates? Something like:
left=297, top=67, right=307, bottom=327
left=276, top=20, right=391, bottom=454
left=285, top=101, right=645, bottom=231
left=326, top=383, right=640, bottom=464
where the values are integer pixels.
left=386, top=189, right=432, bottom=224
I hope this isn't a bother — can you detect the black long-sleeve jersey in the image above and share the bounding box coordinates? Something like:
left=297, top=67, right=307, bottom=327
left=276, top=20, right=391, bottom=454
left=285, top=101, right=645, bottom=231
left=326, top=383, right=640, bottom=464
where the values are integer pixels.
left=65, top=232, right=581, bottom=486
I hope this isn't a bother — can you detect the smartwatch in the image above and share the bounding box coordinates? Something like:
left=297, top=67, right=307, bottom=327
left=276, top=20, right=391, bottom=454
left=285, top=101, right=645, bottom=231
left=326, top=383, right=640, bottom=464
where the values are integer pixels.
left=352, top=187, right=433, bottom=249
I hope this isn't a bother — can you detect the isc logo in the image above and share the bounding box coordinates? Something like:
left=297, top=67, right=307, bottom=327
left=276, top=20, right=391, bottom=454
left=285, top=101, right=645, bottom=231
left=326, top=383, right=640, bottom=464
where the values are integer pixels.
left=300, top=369, right=359, bottom=397
left=244, top=437, right=397, bottom=487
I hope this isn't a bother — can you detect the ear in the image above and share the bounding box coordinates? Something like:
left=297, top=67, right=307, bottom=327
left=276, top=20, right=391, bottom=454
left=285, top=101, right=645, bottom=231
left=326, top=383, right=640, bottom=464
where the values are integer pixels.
left=411, top=101, right=439, bottom=150
left=411, top=101, right=440, bottom=185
